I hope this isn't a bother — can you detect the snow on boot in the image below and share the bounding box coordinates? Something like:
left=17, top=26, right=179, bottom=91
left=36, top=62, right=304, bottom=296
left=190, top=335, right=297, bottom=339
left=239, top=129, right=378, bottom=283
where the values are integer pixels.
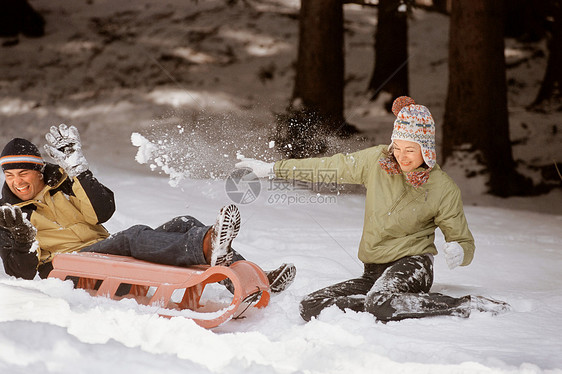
left=470, top=295, right=511, bottom=315
left=266, top=263, right=296, bottom=294
left=210, top=204, right=240, bottom=267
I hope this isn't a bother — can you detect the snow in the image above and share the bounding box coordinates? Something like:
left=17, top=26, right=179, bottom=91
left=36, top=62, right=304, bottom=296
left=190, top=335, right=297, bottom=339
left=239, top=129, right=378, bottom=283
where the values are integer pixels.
left=1, top=179, right=561, bottom=373
left=1, top=0, right=561, bottom=373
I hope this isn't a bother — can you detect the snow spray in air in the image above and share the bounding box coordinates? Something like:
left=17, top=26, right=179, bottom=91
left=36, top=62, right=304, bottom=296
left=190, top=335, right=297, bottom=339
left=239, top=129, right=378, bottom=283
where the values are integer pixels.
left=131, top=111, right=277, bottom=186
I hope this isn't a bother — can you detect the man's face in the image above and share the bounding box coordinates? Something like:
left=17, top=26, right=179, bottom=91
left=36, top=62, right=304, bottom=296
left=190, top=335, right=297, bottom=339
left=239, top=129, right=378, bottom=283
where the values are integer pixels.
left=3, top=169, right=46, bottom=201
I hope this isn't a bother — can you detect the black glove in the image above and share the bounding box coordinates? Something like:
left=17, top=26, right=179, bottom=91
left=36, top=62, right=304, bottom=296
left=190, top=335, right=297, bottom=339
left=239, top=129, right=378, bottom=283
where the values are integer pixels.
left=0, top=204, right=37, bottom=245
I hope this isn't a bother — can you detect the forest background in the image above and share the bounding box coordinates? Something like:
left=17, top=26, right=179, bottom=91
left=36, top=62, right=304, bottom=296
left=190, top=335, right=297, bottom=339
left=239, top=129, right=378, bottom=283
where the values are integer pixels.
left=1, top=0, right=560, bottom=201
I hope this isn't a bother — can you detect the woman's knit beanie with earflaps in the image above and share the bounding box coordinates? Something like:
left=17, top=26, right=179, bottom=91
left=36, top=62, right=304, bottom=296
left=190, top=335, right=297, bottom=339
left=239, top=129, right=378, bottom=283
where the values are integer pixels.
left=379, top=96, right=436, bottom=188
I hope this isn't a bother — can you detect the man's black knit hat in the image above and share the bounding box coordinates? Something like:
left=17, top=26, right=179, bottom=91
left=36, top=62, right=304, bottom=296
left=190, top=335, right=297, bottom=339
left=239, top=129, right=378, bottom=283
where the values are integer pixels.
left=1, top=138, right=45, bottom=171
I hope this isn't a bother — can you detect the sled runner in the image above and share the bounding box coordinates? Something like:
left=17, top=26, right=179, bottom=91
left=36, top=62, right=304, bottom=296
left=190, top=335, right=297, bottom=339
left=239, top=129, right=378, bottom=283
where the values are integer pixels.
left=48, top=252, right=270, bottom=328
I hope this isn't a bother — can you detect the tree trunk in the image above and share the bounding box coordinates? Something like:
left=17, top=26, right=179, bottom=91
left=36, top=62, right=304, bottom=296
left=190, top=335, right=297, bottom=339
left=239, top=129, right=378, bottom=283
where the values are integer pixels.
left=276, top=0, right=353, bottom=158
left=443, top=0, right=531, bottom=196
left=504, top=0, right=548, bottom=41
left=0, top=0, right=45, bottom=40
left=531, top=0, right=562, bottom=108
left=293, top=0, right=344, bottom=125
left=368, top=0, right=409, bottom=110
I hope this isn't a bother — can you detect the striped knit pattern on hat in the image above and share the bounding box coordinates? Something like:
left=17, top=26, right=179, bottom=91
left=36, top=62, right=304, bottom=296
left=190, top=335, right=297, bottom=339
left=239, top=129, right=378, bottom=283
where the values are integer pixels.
left=1, top=138, right=45, bottom=171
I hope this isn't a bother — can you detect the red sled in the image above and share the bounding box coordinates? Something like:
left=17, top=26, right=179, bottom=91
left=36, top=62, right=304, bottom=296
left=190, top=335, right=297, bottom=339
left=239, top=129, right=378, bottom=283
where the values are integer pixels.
left=48, top=252, right=270, bottom=328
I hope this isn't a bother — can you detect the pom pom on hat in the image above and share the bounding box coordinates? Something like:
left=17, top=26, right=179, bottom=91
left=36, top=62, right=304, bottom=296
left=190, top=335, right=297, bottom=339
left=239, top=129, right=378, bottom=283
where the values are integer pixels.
left=392, top=96, right=415, bottom=116
left=1, top=138, right=45, bottom=172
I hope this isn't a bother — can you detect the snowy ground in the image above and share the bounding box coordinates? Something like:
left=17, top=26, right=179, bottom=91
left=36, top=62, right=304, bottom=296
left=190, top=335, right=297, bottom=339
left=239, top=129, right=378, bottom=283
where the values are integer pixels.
left=1, top=0, right=562, bottom=373
left=1, top=172, right=562, bottom=374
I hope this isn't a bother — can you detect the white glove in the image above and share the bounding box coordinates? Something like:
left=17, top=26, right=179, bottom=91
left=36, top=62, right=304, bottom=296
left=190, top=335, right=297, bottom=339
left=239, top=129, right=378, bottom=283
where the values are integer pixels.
left=235, top=156, right=275, bottom=179
left=44, top=124, right=89, bottom=178
left=442, top=241, right=464, bottom=270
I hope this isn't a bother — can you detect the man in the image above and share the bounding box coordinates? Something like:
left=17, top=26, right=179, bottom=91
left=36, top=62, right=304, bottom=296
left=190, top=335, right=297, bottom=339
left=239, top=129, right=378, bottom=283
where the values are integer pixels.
left=0, top=124, right=295, bottom=295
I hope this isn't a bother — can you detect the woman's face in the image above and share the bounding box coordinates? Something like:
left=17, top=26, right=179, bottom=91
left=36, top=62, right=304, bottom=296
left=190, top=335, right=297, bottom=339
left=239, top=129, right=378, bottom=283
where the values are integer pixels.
left=392, top=139, right=424, bottom=172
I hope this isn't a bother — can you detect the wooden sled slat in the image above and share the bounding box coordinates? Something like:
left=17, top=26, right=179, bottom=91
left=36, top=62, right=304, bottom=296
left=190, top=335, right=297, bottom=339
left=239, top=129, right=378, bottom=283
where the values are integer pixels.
left=48, top=252, right=270, bottom=328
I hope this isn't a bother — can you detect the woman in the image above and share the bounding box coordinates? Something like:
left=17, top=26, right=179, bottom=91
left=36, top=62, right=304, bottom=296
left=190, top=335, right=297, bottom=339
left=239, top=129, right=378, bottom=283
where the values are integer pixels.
left=237, top=96, right=509, bottom=322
